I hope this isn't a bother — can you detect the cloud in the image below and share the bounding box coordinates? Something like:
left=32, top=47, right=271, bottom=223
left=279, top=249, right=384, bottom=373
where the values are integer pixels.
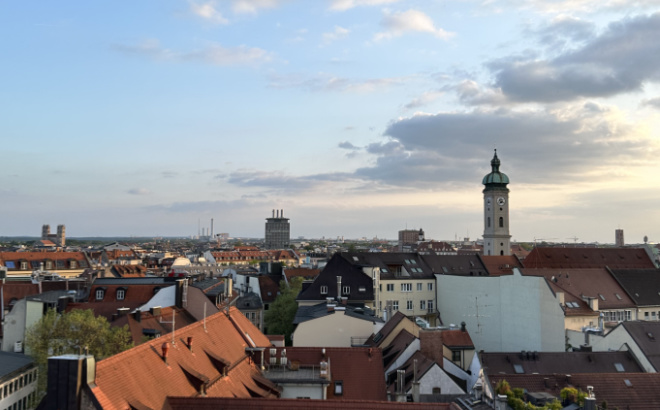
left=328, top=0, right=401, bottom=11
left=189, top=1, right=229, bottom=24
left=232, top=0, right=288, bottom=14
left=374, top=9, right=454, bottom=41
left=114, top=40, right=273, bottom=66
left=352, top=103, right=658, bottom=188
left=513, top=0, right=660, bottom=15
left=642, top=96, right=660, bottom=109
left=128, top=188, right=151, bottom=195
left=338, top=141, right=359, bottom=150
left=404, top=90, right=444, bottom=109
left=533, top=15, right=595, bottom=50
left=267, top=72, right=405, bottom=93
left=322, top=26, right=350, bottom=44
left=225, top=169, right=353, bottom=192
left=489, top=13, right=660, bottom=103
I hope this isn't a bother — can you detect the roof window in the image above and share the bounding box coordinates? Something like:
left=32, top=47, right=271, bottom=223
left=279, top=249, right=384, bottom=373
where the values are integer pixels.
left=513, top=364, right=524, bottom=374
left=334, top=381, right=343, bottom=396
left=614, top=363, right=625, bottom=372
left=599, top=294, right=605, bottom=301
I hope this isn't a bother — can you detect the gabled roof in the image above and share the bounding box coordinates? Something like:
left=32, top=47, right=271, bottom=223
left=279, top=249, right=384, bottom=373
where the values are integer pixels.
left=89, top=307, right=276, bottom=409
left=523, top=247, right=655, bottom=269
left=0, top=251, right=90, bottom=270
left=608, top=268, right=660, bottom=306
left=442, top=329, right=474, bottom=349
left=618, top=321, right=660, bottom=371
left=258, top=275, right=280, bottom=303
left=520, top=268, right=635, bottom=310
left=366, top=311, right=409, bottom=347
left=382, top=329, right=416, bottom=369
left=480, top=351, right=643, bottom=375
left=480, top=255, right=522, bottom=276
left=486, top=373, right=660, bottom=409
left=386, top=351, right=436, bottom=394
left=283, top=267, right=320, bottom=281
left=296, top=253, right=374, bottom=302
left=422, top=254, right=488, bottom=276
left=339, top=252, right=435, bottom=279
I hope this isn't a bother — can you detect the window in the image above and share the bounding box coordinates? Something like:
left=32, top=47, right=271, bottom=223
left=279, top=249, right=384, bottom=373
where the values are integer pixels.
left=320, top=285, right=328, bottom=295
left=392, top=301, right=399, bottom=311
left=386, top=284, right=394, bottom=291
left=401, top=283, right=412, bottom=292
left=420, top=300, right=426, bottom=310
left=428, top=283, right=433, bottom=291
left=20, top=261, right=28, bottom=270
left=417, top=283, right=423, bottom=291
left=513, top=364, right=524, bottom=374
left=487, top=217, right=491, bottom=228
left=116, top=289, right=125, bottom=300
left=358, top=286, right=366, bottom=293
left=499, top=217, right=504, bottom=228
left=95, top=289, right=104, bottom=300
left=70, top=260, right=77, bottom=269
left=334, top=381, right=343, bottom=396
left=452, top=350, right=461, bottom=362
left=427, top=300, right=434, bottom=312
left=406, top=300, right=413, bottom=310
left=342, top=285, right=350, bottom=295
left=45, top=261, right=53, bottom=269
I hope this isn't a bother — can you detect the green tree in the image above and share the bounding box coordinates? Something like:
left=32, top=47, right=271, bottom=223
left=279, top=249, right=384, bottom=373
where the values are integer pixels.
left=264, top=276, right=304, bottom=345
left=25, top=308, right=133, bottom=397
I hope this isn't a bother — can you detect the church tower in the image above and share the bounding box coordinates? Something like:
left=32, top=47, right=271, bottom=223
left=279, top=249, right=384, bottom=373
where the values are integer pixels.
left=482, top=150, right=511, bottom=256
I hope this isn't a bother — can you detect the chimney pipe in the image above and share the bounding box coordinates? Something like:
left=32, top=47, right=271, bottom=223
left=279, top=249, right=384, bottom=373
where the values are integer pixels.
left=187, top=336, right=193, bottom=353
left=162, top=343, right=170, bottom=364
left=272, top=209, right=275, bottom=218
left=281, top=209, right=283, bottom=218
left=337, top=276, right=342, bottom=299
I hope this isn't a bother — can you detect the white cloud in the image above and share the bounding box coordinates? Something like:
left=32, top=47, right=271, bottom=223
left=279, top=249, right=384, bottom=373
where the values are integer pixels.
left=374, top=9, right=454, bottom=41
left=322, top=25, right=350, bottom=44
left=232, top=0, right=288, bottom=14
left=114, top=40, right=273, bottom=66
left=268, top=72, right=405, bottom=93
left=328, top=0, right=401, bottom=11
left=189, top=1, right=229, bottom=24
left=404, top=90, right=444, bottom=109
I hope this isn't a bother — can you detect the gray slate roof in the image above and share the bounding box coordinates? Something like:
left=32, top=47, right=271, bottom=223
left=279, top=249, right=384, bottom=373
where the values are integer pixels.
left=0, top=351, right=35, bottom=380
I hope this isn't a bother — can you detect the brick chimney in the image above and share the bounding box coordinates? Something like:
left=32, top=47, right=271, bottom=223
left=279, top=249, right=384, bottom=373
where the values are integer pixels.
left=419, top=329, right=444, bottom=368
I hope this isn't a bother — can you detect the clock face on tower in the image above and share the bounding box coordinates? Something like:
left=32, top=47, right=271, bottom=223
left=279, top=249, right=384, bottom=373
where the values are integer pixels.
left=497, top=197, right=506, bottom=206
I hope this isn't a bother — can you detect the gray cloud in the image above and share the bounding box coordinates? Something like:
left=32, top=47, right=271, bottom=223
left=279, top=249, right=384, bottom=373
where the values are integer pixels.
left=490, top=13, right=660, bottom=103
left=225, top=169, right=352, bottom=191
left=533, top=15, right=595, bottom=49
left=338, top=141, right=359, bottom=150
left=642, top=97, right=660, bottom=109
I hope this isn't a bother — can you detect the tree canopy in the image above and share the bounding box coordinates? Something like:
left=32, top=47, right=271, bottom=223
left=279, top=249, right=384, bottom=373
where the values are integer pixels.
left=263, top=276, right=304, bottom=345
left=25, top=308, right=133, bottom=396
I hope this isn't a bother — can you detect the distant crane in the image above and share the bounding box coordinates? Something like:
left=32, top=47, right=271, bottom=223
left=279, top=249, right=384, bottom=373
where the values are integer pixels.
left=533, top=237, right=558, bottom=247
left=567, top=236, right=579, bottom=243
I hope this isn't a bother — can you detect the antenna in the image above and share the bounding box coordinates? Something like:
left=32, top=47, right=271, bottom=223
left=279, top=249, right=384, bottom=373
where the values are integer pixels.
left=204, top=302, right=207, bottom=332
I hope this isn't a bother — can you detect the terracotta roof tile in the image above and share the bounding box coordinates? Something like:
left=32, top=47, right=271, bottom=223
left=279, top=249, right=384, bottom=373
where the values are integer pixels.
left=523, top=247, right=655, bottom=270
left=441, top=329, right=474, bottom=348
left=165, top=397, right=452, bottom=409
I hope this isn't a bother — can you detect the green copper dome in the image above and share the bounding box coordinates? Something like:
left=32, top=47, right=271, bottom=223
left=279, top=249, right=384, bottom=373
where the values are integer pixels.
left=482, top=149, right=509, bottom=185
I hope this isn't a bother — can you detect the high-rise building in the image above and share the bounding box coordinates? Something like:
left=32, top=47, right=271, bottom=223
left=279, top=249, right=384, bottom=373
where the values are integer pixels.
left=265, top=209, right=290, bottom=249
left=615, top=229, right=624, bottom=247
left=398, top=228, right=424, bottom=251
left=482, top=150, right=511, bottom=256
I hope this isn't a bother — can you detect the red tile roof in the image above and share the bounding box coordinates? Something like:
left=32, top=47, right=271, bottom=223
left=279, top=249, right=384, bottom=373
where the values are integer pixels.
left=480, top=255, right=522, bottom=276
left=441, top=329, right=474, bottom=349
left=90, top=307, right=277, bottom=409
left=164, top=397, right=453, bottom=409
left=523, top=247, right=655, bottom=269
left=487, top=373, right=660, bottom=409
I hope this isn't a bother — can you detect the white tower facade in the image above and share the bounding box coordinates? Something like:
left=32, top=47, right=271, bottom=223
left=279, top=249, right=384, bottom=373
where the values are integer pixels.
left=482, top=150, right=511, bottom=256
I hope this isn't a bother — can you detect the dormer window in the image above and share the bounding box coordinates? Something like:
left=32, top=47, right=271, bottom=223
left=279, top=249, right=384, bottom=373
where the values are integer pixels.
left=70, top=260, right=77, bottom=269
left=342, top=286, right=350, bottom=295
left=117, top=289, right=126, bottom=300
left=45, top=260, right=53, bottom=270
left=358, top=286, right=366, bottom=293
left=320, top=285, right=328, bottom=295
left=96, top=289, right=105, bottom=300
left=20, top=261, right=28, bottom=270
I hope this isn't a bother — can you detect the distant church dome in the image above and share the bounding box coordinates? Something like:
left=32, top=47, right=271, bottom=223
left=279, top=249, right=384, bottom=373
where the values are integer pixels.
left=482, top=149, right=509, bottom=186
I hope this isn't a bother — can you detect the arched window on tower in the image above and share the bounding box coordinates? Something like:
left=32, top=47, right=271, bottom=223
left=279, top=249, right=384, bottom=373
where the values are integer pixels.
left=487, top=217, right=491, bottom=228
left=500, top=250, right=504, bottom=256
left=499, top=217, right=503, bottom=227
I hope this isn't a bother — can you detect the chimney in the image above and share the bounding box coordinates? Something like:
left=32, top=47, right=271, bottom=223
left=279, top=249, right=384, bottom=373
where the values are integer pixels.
left=337, top=276, right=342, bottom=299
left=411, top=359, right=420, bottom=402
left=162, top=343, right=170, bottom=364
left=151, top=306, right=162, bottom=316
left=556, top=291, right=565, bottom=306
left=187, top=336, right=194, bottom=353
left=496, top=395, right=508, bottom=410
left=134, top=309, right=141, bottom=322
left=117, top=308, right=129, bottom=316
left=44, top=355, right=96, bottom=410
left=587, top=297, right=598, bottom=311
left=396, top=369, right=406, bottom=402
left=461, top=321, right=466, bottom=332
left=280, top=209, right=283, bottom=218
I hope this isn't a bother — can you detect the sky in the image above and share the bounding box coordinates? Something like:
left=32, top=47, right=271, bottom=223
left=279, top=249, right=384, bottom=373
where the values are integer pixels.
left=2, top=0, right=660, bottom=243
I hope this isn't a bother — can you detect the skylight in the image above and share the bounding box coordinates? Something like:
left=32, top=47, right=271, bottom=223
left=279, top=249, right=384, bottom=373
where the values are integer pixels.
left=614, top=363, right=625, bottom=372
left=624, top=379, right=632, bottom=387
left=599, top=294, right=605, bottom=301
left=615, top=294, right=622, bottom=300
left=513, top=364, right=524, bottom=374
